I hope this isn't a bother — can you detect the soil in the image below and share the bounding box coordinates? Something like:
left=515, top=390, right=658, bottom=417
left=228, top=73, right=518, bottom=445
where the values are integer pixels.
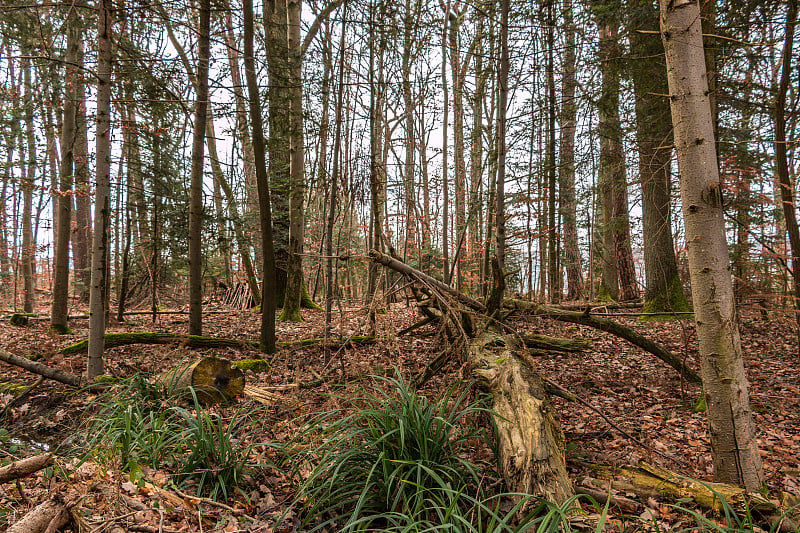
left=1, top=300, right=798, bottom=532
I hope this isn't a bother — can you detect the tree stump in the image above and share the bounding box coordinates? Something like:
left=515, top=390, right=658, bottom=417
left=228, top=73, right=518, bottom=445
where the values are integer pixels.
left=154, top=358, right=244, bottom=404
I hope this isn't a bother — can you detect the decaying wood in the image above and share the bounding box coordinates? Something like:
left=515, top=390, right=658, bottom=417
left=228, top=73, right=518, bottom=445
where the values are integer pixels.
left=521, top=332, right=592, bottom=352
left=468, top=331, right=574, bottom=503
left=0, top=453, right=53, bottom=484
left=594, top=461, right=773, bottom=513
left=574, top=483, right=640, bottom=514
left=7, top=495, right=70, bottom=533
left=370, top=249, right=573, bottom=504
left=0, top=348, right=83, bottom=387
left=506, top=299, right=701, bottom=383
left=244, top=383, right=291, bottom=407
left=61, top=333, right=258, bottom=354
left=153, top=357, right=245, bottom=404
left=278, top=335, right=376, bottom=348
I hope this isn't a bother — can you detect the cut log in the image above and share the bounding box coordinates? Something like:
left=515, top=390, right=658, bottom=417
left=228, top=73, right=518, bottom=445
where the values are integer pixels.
left=61, top=333, right=258, bottom=354
left=7, top=495, right=70, bottom=533
left=469, top=331, right=574, bottom=504
left=153, top=357, right=245, bottom=404
left=0, top=453, right=53, bottom=483
left=0, top=348, right=83, bottom=387
left=506, top=299, right=701, bottom=383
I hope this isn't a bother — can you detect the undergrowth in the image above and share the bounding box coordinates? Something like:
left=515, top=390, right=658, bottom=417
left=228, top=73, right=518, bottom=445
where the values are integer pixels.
left=80, top=373, right=268, bottom=501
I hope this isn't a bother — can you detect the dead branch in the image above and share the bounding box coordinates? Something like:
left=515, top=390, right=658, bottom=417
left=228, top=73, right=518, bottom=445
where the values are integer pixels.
left=506, top=299, right=701, bottom=383
left=0, top=348, right=83, bottom=387
left=0, top=453, right=53, bottom=484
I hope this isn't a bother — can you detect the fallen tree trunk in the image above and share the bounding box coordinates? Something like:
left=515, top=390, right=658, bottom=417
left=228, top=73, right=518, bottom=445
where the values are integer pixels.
left=153, top=357, right=245, bottom=404
left=370, top=250, right=573, bottom=504
left=469, top=331, right=574, bottom=503
left=0, top=453, right=53, bottom=483
left=7, top=495, right=70, bottom=533
left=279, top=335, right=376, bottom=348
left=506, top=299, right=701, bottom=383
left=61, top=333, right=258, bottom=354
left=521, top=332, right=592, bottom=352
left=0, top=348, right=83, bottom=387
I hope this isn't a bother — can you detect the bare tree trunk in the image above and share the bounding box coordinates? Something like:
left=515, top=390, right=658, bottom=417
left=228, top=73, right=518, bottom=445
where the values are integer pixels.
left=660, top=0, right=763, bottom=490
left=73, top=49, right=92, bottom=305
left=773, top=0, right=800, bottom=355
left=558, top=0, right=584, bottom=301
left=598, top=25, right=637, bottom=301
left=546, top=0, right=560, bottom=303
left=21, top=52, right=36, bottom=314
left=441, top=8, right=450, bottom=284
left=87, top=0, right=114, bottom=379
left=52, top=21, right=80, bottom=333
left=188, top=0, right=210, bottom=335
left=630, top=0, right=688, bottom=314
left=243, top=0, right=277, bottom=353
left=280, top=0, right=306, bottom=322
left=326, top=9, right=347, bottom=348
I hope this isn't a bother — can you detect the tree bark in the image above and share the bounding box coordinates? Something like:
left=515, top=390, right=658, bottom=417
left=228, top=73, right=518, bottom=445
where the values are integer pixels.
left=598, top=25, right=637, bottom=301
left=660, top=0, right=763, bottom=490
left=244, top=0, right=277, bottom=353
left=87, top=0, right=114, bottom=379
left=0, top=453, right=53, bottom=484
left=51, top=20, right=80, bottom=334
left=558, top=0, right=584, bottom=301
left=188, top=0, right=211, bottom=336
left=630, top=0, right=689, bottom=315
left=773, top=0, right=800, bottom=356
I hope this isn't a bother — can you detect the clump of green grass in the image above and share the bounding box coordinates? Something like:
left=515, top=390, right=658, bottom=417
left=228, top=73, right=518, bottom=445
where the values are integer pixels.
left=80, top=374, right=268, bottom=501
left=286, top=373, right=490, bottom=531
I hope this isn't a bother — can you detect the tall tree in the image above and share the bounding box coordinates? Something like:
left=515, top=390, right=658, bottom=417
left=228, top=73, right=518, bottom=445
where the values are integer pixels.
left=20, top=51, right=35, bottom=314
left=597, top=23, right=637, bottom=301
left=773, top=0, right=800, bottom=354
left=558, top=0, right=584, bottom=301
left=187, top=0, right=211, bottom=336
left=51, top=16, right=80, bottom=334
left=87, top=0, right=114, bottom=379
left=629, top=0, right=689, bottom=314
left=243, top=0, right=277, bottom=352
left=660, top=0, right=763, bottom=490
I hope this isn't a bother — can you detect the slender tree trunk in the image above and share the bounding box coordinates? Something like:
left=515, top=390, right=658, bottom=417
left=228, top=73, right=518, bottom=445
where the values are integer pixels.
left=51, top=22, right=80, bottom=333
left=243, top=0, right=277, bottom=353
left=222, top=3, right=260, bottom=253
left=401, top=0, right=418, bottom=260
left=87, top=0, right=114, bottom=379
left=367, top=5, right=386, bottom=305
left=326, top=9, right=347, bottom=348
left=188, top=0, right=210, bottom=335
left=773, top=0, right=800, bottom=355
left=558, top=0, right=584, bottom=301
left=441, top=8, right=450, bottom=284
left=631, top=0, right=688, bottom=314
left=73, top=46, right=92, bottom=305
left=449, top=9, right=467, bottom=292
left=279, top=0, right=306, bottom=322
left=546, top=0, right=560, bottom=303
left=21, top=52, right=36, bottom=314
left=660, top=0, right=763, bottom=490
left=598, top=25, right=636, bottom=301
left=487, top=0, right=509, bottom=313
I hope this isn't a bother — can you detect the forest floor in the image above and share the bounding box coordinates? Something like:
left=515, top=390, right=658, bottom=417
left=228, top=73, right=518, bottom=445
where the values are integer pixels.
left=0, top=298, right=799, bottom=531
